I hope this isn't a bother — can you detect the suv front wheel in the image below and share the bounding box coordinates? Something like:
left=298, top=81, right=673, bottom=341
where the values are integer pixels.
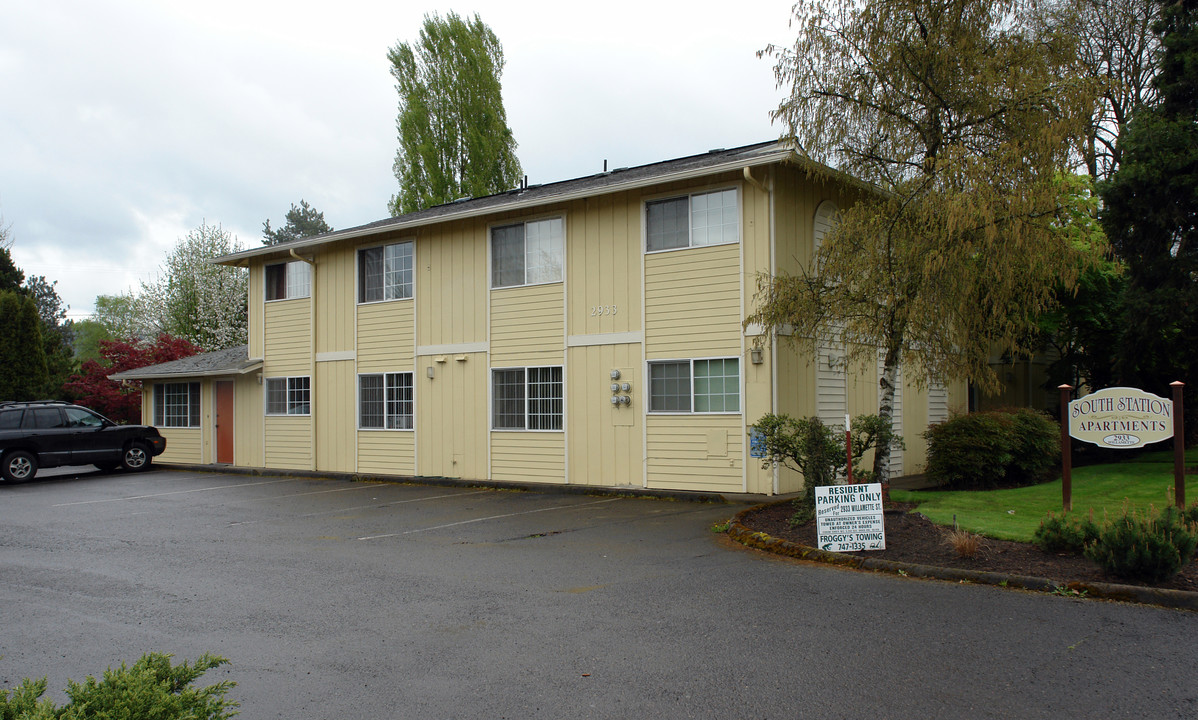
left=121, top=442, right=152, bottom=472
left=2, top=450, right=38, bottom=482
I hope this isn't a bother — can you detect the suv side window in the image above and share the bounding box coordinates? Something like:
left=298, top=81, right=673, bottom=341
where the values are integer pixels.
left=24, top=408, right=66, bottom=429
left=64, top=408, right=105, bottom=428
left=0, top=409, right=22, bottom=429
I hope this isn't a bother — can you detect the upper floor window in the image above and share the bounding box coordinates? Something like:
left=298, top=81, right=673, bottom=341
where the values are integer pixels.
left=265, top=376, right=311, bottom=415
left=648, top=358, right=740, bottom=413
left=359, top=241, right=413, bottom=303
left=492, top=366, right=563, bottom=430
left=492, top=217, right=564, bottom=289
left=646, top=188, right=738, bottom=252
left=154, top=382, right=200, bottom=427
left=265, top=260, right=311, bottom=301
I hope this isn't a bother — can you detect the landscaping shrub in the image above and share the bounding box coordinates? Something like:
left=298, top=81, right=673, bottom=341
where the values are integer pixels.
left=923, top=408, right=1059, bottom=489
left=0, top=652, right=237, bottom=719
left=1033, top=511, right=1100, bottom=554
left=1084, top=503, right=1198, bottom=583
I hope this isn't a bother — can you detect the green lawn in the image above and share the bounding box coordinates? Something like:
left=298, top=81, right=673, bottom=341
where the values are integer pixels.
left=891, top=448, right=1198, bottom=542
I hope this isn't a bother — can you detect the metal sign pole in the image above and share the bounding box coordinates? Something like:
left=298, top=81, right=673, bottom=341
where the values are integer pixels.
left=845, top=413, right=853, bottom=485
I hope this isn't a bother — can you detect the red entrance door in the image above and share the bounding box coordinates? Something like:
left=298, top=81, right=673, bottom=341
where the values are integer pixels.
left=215, top=381, right=234, bottom=464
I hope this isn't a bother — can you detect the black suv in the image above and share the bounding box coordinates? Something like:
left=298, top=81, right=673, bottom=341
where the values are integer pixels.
left=0, top=401, right=167, bottom=482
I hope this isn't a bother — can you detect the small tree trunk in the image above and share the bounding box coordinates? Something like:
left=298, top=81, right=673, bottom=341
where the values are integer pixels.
left=875, top=344, right=901, bottom=503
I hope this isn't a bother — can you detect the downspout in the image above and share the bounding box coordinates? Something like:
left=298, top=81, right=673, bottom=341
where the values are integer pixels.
left=743, top=165, right=775, bottom=493
left=743, top=166, right=768, bottom=194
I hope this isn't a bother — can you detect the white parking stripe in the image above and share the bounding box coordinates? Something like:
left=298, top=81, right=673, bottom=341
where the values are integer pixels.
left=51, top=477, right=300, bottom=506
left=357, top=497, right=621, bottom=540
left=228, top=489, right=492, bottom=526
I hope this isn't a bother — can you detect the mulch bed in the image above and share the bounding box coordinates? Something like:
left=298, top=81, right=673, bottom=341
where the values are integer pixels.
left=740, top=500, right=1198, bottom=592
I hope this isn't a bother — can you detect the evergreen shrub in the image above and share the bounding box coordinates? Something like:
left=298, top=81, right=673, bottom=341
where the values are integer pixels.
left=1084, top=503, right=1198, bottom=583
left=1033, top=511, right=1100, bottom=554
left=923, top=408, right=1059, bottom=489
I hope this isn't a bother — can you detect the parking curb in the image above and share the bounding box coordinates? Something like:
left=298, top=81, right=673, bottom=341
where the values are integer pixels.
left=726, top=501, right=1198, bottom=612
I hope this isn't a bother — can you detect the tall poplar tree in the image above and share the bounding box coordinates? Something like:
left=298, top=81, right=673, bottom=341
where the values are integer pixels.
left=1100, top=0, right=1198, bottom=418
left=0, top=290, right=48, bottom=401
left=749, top=0, right=1100, bottom=484
left=387, top=12, right=522, bottom=216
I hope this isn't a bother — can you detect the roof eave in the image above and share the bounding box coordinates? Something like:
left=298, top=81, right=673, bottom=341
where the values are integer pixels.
left=109, top=359, right=263, bottom=382
left=212, top=147, right=799, bottom=266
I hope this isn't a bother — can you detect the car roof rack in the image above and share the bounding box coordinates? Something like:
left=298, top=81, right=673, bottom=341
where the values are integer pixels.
left=0, top=400, right=72, bottom=408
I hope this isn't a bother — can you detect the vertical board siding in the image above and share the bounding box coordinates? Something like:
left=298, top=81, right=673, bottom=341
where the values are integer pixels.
left=416, top=353, right=487, bottom=479
left=157, top=428, right=202, bottom=464
left=645, top=415, right=743, bottom=492
left=358, top=301, right=415, bottom=371
left=566, top=343, right=642, bottom=487
left=491, top=283, right=565, bottom=365
left=491, top=433, right=565, bottom=484
left=234, top=375, right=264, bottom=467
left=248, top=267, right=264, bottom=359
left=358, top=431, right=415, bottom=475
left=265, top=417, right=313, bottom=470
left=645, top=244, right=741, bottom=357
left=264, top=299, right=312, bottom=374
left=417, top=220, right=487, bottom=347
left=315, top=360, right=354, bottom=473
left=567, top=193, right=641, bottom=336
left=314, top=246, right=354, bottom=354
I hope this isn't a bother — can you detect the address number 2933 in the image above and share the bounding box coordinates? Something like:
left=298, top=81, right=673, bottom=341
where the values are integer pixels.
left=590, top=305, right=618, bottom=316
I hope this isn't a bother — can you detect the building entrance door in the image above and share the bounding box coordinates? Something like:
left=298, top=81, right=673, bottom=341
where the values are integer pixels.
left=215, top=381, right=234, bottom=464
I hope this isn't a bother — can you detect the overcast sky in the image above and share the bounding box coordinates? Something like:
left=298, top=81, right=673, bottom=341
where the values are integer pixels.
left=1, top=1, right=793, bottom=319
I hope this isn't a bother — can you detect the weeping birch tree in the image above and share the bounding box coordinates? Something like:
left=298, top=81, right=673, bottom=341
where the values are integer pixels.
left=748, top=0, right=1101, bottom=484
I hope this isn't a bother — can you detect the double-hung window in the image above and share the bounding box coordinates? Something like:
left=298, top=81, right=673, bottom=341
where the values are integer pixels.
left=265, top=376, right=311, bottom=415
left=492, top=366, right=563, bottom=430
left=265, top=260, right=311, bottom=301
left=359, top=372, right=414, bottom=429
left=648, top=358, right=740, bottom=413
left=491, top=217, right=564, bottom=288
left=154, top=382, right=200, bottom=427
left=645, top=188, right=738, bottom=252
left=359, top=241, right=413, bottom=303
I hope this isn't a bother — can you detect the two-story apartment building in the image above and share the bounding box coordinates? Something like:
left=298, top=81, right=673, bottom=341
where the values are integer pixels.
left=114, top=141, right=965, bottom=495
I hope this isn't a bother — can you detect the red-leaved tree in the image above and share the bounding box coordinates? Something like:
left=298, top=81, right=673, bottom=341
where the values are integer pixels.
left=64, top=334, right=203, bottom=424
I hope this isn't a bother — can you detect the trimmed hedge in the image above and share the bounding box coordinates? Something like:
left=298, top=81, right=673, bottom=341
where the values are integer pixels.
left=923, top=407, right=1059, bottom=489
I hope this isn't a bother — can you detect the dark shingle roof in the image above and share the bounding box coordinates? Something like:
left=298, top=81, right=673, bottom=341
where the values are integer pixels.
left=108, top=345, right=261, bottom=381
left=214, top=140, right=798, bottom=265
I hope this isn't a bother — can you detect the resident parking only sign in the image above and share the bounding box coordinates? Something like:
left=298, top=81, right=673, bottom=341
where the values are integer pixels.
left=815, top=483, right=886, bottom=552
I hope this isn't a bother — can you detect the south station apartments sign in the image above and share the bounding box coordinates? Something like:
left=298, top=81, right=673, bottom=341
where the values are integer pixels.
left=1068, top=386, right=1174, bottom=449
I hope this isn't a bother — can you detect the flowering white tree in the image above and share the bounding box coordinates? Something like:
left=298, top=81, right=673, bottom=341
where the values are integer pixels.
left=139, top=222, right=247, bottom=350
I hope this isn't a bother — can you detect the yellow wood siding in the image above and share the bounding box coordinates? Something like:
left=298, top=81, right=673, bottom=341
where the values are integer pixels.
left=416, top=352, right=487, bottom=479
left=248, top=266, right=264, bottom=360
left=357, top=301, right=415, bottom=371
left=416, top=220, right=487, bottom=347
left=491, top=432, right=565, bottom=484
left=315, top=359, right=354, bottom=473
left=358, top=431, right=415, bottom=475
left=566, top=343, right=642, bottom=487
left=233, top=375, right=264, bottom=467
left=314, top=246, right=354, bottom=355
left=157, top=428, right=201, bottom=464
left=645, top=243, right=742, bottom=357
left=567, top=193, right=641, bottom=336
left=264, top=299, right=311, bottom=374
left=491, top=283, right=564, bottom=365
left=645, top=415, right=743, bottom=492
left=265, top=417, right=313, bottom=470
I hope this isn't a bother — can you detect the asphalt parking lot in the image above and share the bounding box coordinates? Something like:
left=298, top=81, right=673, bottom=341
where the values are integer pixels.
left=2, top=467, right=1196, bottom=719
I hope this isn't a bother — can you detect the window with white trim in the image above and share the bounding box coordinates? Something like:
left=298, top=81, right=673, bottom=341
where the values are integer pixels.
left=492, top=366, right=563, bottom=430
left=358, top=241, right=413, bottom=303
left=265, top=376, right=311, bottom=415
left=646, top=188, right=738, bottom=252
left=491, top=217, right=564, bottom=288
left=265, top=260, right=311, bottom=301
left=648, top=358, right=740, bottom=413
left=359, top=372, right=414, bottom=429
left=153, top=382, right=201, bottom=427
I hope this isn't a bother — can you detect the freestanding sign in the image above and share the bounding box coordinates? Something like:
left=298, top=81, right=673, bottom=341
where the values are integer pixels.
left=815, top=483, right=886, bottom=552
left=1060, top=383, right=1186, bottom=511
left=1068, top=387, right=1174, bottom=449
